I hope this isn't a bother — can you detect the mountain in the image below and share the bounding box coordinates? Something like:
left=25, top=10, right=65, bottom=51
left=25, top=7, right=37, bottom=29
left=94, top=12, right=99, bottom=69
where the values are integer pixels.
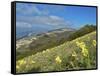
left=16, top=28, right=75, bottom=60
left=16, top=25, right=96, bottom=60
left=16, top=25, right=54, bottom=40
left=67, top=25, right=96, bottom=41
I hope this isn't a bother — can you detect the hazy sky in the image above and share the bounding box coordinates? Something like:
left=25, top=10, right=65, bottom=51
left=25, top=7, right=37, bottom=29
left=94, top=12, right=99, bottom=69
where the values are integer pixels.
left=16, top=3, right=97, bottom=29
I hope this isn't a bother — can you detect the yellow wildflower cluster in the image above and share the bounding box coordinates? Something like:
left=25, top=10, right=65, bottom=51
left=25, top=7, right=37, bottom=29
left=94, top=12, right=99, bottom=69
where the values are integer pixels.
left=16, top=59, right=26, bottom=70
left=16, top=65, right=20, bottom=69
left=18, top=59, right=26, bottom=65
left=76, top=41, right=88, bottom=57
left=16, top=59, right=36, bottom=70
left=93, top=40, right=96, bottom=46
left=55, top=56, right=62, bottom=64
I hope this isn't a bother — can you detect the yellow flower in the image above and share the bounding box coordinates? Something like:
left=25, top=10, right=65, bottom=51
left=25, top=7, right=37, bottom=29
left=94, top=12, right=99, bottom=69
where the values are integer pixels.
left=76, top=41, right=80, bottom=46
left=81, top=47, right=88, bottom=57
left=55, top=56, right=62, bottom=63
left=18, top=59, right=26, bottom=65
left=76, top=41, right=88, bottom=57
left=93, top=40, right=96, bottom=46
left=76, top=41, right=85, bottom=48
left=16, top=65, right=20, bottom=69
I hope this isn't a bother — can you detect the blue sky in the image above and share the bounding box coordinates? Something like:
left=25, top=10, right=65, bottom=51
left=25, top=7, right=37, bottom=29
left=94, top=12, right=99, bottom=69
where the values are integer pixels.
left=16, top=3, right=97, bottom=29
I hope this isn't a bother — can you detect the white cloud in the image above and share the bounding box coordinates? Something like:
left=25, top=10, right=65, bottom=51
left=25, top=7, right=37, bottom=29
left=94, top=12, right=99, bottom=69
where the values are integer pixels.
left=16, top=3, right=72, bottom=29
left=50, top=15, right=62, bottom=20
left=16, top=22, right=32, bottom=28
left=16, top=3, right=49, bottom=16
left=16, top=15, right=70, bottom=28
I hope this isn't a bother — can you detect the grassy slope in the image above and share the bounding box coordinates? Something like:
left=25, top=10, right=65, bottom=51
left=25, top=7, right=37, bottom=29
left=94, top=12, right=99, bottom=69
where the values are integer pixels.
left=16, top=30, right=74, bottom=60
left=16, top=31, right=97, bottom=73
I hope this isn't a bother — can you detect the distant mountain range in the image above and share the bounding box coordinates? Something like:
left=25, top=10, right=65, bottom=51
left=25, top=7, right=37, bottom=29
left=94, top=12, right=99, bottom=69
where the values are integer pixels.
left=16, top=27, right=75, bottom=40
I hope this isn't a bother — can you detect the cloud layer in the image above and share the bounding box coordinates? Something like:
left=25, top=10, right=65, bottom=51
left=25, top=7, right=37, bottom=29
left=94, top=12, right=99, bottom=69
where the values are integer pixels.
left=16, top=3, right=72, bottom=29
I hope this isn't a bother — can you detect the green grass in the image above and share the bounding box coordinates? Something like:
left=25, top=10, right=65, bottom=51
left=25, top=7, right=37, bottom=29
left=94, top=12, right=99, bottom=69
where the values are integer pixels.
left=16, top=31, right=97, bottom=73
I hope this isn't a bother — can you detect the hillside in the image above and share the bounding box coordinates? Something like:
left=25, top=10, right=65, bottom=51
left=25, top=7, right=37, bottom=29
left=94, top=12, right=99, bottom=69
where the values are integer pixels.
left=16, top=28, right=74, bottom=60
left=16, top=31, right=97, bottom=73
left=67, top=25, right=96, bottom=41
left=16, top=25, right=96, bottom=60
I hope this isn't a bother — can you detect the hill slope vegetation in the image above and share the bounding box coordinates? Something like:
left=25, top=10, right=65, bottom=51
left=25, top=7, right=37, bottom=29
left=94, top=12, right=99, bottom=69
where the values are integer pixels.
left=16, top=31, right=97, bottom=73
left=16, top=25, right=96, bottom=60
